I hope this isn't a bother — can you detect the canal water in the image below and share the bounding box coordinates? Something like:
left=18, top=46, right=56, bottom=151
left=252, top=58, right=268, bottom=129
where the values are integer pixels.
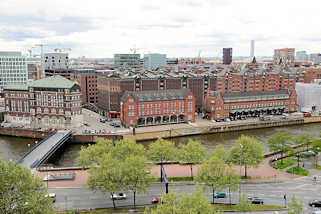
left=0, top=123, right=320, bottom=167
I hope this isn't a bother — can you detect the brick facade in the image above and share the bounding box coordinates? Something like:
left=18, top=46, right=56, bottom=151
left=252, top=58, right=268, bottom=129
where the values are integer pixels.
left=3, top=76, right=82, bottom=128
left=204, top=90, right=297, bottom=120
left=120, top=89, right=195, bottom=127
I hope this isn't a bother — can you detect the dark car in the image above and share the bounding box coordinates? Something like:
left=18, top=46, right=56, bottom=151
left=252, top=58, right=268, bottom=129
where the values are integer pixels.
left=248, top=196, right=264, bottom=204
left=309, top=200, right=321, bottom=207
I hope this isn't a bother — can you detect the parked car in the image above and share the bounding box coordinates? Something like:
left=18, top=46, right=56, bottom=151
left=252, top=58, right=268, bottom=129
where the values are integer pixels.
left=308, top=150, right=317, bottom=156
left=110, top=193, right=127, bottom=200
left=151, top=195, right=162, bottom=204
left=248, top=196, right=264, bottom=204
left=303, top=112, right=312, bottom=117
left=45, top=193, right=56, bottom=203
left=312, top=211, right=321, bottom=214
left=114, top=123, right=121, bottom=128
left=213, top=192, right=227, bottom=198
left=299, top=151, right=313, bottom=158
left=309, top=200, right=321, bottom=207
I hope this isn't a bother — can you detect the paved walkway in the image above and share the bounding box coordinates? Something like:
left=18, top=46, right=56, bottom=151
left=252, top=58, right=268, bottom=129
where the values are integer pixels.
left=37, top=157, right=298, bottom=188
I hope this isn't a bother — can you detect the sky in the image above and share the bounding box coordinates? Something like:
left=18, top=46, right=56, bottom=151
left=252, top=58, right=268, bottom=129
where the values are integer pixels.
left=0, top=0, right=320, bottom=58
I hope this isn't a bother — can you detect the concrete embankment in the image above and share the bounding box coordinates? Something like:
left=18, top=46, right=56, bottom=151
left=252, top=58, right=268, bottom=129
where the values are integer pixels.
left=1, top=116, right=320, bottom=143
left=123, top=116, right=321, bottom=142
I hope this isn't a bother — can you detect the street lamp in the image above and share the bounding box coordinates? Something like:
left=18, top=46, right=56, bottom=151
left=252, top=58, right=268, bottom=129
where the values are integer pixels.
left=43, top=164, right=51, bottom=188
left=239, top=143, right=243, bottom=203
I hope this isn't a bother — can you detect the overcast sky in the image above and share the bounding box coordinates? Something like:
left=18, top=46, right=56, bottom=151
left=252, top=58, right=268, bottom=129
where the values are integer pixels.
left=0, top=0, right=320, bottom=58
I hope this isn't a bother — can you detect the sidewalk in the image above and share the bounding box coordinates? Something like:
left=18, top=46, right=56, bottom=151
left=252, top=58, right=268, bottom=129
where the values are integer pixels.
left=37, top=157, right=299, bottom=188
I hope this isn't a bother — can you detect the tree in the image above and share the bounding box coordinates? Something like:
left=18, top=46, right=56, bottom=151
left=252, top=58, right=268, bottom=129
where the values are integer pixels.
left=229, top=135, right=264, bottom=178
left=311, top=138, right=321, bottom=165
left=224, top=166, right=240, bottom=206
left=178, top=139, right=206, bottom=179
left=268, top=132, right=293, bottom=165
left=288, top=195, right=303, bottom=214
left=0, top=159, right=54, bottom=214
left=87, top=154, right=124, bottom=209
left=210, top=144, right=229, bottom=164
left=147, top=138, right=177, bottom=181
left=144, top=190, right=218, bottom=214
left=195, top=155, right=226, bottom=204
left=236, top=194, right=254, bottom=213
left=78, top=138, right=149, bottom=209
left=123, top=155, right=153, bottom=208
left=293, top=135, right=311, bottom=168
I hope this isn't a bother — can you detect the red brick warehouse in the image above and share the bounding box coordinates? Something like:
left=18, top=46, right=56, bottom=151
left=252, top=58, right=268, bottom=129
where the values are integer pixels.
left=120, top=89, right=195, bottom=127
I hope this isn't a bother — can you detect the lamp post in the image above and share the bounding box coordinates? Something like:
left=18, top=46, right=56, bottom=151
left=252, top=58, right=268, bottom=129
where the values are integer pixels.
left=239, top=143, right=243, bottom=203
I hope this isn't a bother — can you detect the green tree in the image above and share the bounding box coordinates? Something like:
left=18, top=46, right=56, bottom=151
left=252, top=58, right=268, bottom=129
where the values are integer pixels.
left=293, top=135, right=311, bottom=168
left=195, top=155, right=226, bottom=204
left=123, top=155, right=153, bottom=208
left=288, top=195, right=303, bottom=214
left=268, top=132, right=293, bottom=165
left=236, top=194, right=254, bottom=213
left=210, top=144, right=229, bottom=164
left=78, top=138, right=149, bottom=209
left=224, top=166, right=240, bottom=206
left=147, top=138, right=177, bottom=181
left=178, top=139, right=206, bottom=179
left=144, top=190, right=218, bottom=214
left=311, top=138, right=321, bottom=165
left=0, top=159, right=54, bottom=214
left=87, top=154, right=124, bottom=209
left=229, top=135, right=264, bottom=178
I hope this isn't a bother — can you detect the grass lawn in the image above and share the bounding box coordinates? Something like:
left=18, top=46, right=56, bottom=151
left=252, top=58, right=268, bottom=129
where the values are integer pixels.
left=286, top=166, right=309, bottom=176
left=274, top=157, right=297, bottom=169
left=214, top=204, right=284, bottom=211
left=312, top=164, right=321, bottom=169
left=57, top=204, right=285, bottom=214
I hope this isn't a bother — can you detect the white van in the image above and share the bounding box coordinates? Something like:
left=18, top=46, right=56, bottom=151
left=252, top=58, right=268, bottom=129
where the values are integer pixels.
left=311, top=211, right=321, bottom=214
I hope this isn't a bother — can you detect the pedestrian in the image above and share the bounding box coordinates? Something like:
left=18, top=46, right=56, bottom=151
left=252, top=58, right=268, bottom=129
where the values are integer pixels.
left=302, top=162, right=305, bottom=168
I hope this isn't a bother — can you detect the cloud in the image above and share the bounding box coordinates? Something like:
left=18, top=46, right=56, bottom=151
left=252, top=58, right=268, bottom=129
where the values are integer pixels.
left=0, top=14, right=99, bottom=41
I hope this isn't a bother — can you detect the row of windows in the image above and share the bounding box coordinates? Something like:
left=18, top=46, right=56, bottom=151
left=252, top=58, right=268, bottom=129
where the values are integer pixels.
left=136, top=102, right=188, bottom=116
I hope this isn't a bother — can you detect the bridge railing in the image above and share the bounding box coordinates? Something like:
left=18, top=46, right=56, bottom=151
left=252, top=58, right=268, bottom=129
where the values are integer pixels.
left=30, top=131, right=72, bottom=168
left=17, top=130, right=57, bottom=165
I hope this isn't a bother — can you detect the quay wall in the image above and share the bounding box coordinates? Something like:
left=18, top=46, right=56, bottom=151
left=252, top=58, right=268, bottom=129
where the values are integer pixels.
left=124, top=117, right=319, bottom=141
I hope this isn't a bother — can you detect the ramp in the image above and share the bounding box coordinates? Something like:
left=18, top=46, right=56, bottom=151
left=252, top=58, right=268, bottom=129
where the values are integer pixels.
left=17, top=130, right=72, bottom=169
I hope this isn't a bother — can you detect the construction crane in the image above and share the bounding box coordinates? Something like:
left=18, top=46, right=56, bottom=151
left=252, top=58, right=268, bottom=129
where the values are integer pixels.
left=54, top=48, right=72, bottom=53
left=130, top=47, right=141, bottom=54
left=34, top=44, right=48, bottom=78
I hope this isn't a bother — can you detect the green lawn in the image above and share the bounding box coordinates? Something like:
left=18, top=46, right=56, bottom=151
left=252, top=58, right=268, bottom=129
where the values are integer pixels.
left=274, top=157, right=297, bottom=169
left=286, top=166, right=309, bottom=176
left=57, top=204, right=285, bottom=214
left=214, top=204, right=284, bottom=211
left=312, top=164, right=321, bottom=170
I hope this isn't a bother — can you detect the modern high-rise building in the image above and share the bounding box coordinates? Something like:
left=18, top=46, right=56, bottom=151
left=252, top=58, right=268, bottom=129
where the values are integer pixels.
left=223, top=48, right=232, bottom=65
left=273, top=48, right=295, bottom=65
left=309, top=53, right=321, bottom=65
left=295, top=51, right=308, bottom=62
left=114, top=54, right=141, bottom=69
left=43, top=53, right=69, bottom=70
left=250, top=40, right=255, bottom=58
left=144, top=53, right=166, bottom=70
left=0, top=51, right=27, bottom=93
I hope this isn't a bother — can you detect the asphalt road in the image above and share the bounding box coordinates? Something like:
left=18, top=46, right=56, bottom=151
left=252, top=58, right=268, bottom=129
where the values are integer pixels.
left=50, top=169, right=321, bottom=214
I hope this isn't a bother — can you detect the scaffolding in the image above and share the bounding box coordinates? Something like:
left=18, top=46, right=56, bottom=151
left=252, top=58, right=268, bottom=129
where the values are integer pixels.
left=296, top=82, right=321, bottom=112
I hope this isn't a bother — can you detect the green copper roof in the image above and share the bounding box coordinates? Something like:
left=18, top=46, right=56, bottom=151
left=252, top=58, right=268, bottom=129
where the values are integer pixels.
left=29, top=75, right=75, bottom=89
left=3, top=84, right=28, bottom=91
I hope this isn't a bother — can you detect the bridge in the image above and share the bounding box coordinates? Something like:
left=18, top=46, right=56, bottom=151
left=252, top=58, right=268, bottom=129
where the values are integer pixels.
left=17, top=130, right=72, bottom=169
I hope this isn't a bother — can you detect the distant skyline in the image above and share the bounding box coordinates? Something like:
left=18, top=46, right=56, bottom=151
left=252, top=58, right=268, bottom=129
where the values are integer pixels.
left=0, top=0, right=320, bottom=58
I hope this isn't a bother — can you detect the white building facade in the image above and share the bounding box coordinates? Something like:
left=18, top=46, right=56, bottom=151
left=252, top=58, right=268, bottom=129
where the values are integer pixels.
left=0, top=51, right=28, bottom=93
left=144, top=53, right=167, bottom=70
left=296, top=81, right=321, bottom=113
left=44, top=53, right=69, bottom=70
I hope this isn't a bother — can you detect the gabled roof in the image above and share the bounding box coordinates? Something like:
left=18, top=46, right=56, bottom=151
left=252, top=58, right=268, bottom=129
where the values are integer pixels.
left=29, top=75, right=75, bottom=89
left=121, top=89, right=191, bottom=103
